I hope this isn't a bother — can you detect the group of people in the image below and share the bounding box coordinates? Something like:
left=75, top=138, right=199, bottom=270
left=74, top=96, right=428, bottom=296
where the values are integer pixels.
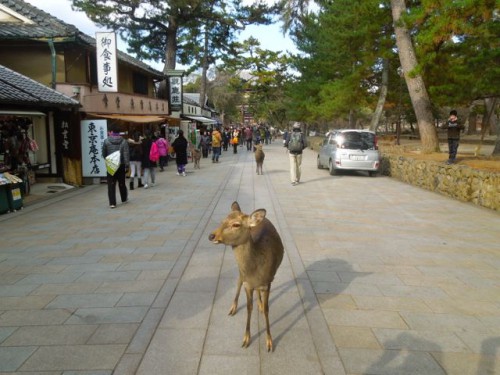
left=101, top=121, right=310, bottom=208
left=101, top=125, right=190, bottom=209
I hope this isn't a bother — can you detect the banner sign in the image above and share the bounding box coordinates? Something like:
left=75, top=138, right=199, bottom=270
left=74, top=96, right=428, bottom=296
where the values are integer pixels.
left=96, top=32, right=118, bottom=92
left=169, top=76, right=182, bottom=111
left=81, top=119, right=107, bottom=177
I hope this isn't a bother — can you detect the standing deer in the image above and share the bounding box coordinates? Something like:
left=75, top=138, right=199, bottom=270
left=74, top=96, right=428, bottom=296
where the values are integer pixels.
left=209, top=201, right=284, bottom=351
left=254, top=143, right=265, bottom=175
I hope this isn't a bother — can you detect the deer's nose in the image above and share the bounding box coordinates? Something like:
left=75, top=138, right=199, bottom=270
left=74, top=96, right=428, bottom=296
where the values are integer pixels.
left=208, top=233, right=215, bottom=241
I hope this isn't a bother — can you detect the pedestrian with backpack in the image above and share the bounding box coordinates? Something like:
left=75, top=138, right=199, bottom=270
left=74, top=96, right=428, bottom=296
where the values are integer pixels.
left=285, top=122, right=306, bottom=185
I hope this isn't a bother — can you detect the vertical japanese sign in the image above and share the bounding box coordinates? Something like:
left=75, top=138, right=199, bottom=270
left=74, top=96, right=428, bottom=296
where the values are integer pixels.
left=60, top=120, right=70, bottom=154
left=169, top=76, right=182, bottom=111
left=81, top=119, right=107, bottom=177
left=96, top=32, right=118, bottom=92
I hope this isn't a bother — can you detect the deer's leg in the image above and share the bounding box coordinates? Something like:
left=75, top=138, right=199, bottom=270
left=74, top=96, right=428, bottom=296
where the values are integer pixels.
left=229, top=274, right=242, bottom=316
left=242, top=286, right=254, bottom=348
left=262, top=286, right=273, bottom=352
left=257, top=290, right=264, bottom=313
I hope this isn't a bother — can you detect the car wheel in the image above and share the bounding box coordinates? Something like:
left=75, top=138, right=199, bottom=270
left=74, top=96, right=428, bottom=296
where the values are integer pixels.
left=317, top=156, right=322, bottom=169
left=329, top=160, right=336, bottom=176
left=369, top=171, right=377, bottom=177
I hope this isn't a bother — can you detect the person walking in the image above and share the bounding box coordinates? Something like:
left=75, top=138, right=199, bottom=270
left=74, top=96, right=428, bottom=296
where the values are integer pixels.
left=127, top=131, right=143, bottom=190
left=199, top=131, right=211, bottom=158
left=244, top=126, right=253, bottom=151
left=172, top=129, right=189, bottom=176
left=141, top=131, right=157, bottom=188
left=211, top=126, right=222, bottom=163
left=441, top=110, right=465, bottom=164
left=285, top=122, right=306, bottom=186
left=155, top=132, right=169, bottom=171
left=231, top=129, right=239, bottom=154
left=102, top=125, right=130, bottom=208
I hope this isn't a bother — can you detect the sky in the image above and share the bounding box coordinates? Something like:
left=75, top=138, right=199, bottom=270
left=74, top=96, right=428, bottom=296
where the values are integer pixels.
left=23, top=0, right=298, bottom=72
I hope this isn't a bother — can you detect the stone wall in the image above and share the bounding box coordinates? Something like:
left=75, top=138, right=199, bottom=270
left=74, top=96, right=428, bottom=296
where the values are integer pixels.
left=380, top=155, right=500, bottom=211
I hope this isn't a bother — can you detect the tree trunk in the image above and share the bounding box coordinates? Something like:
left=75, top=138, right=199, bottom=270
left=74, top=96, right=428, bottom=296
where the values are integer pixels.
left=467, top=105, right=477, bottom=135
left=390, top=0, right=439, bottom=153
left=158, top=19, right=179, bottom=99
left=484, top=97, right=499, bottom=155
left=199, top=26, right=210, bottom=109
left=370, top=59, right=389, bottom=132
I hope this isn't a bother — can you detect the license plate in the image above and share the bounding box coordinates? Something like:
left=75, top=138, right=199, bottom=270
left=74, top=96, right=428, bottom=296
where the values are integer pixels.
left=349, top=155, right=365, bottom=161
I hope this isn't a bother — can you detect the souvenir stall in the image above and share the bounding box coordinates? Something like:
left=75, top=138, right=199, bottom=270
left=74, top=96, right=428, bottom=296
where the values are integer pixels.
left=0, top=115, right=40, bottom=212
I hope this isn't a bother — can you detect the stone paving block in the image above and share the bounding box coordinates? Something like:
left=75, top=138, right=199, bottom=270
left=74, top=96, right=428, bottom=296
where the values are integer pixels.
left=16, top=272, right=83, bottom=285
left=117, top=260, right=175, bottom=272
left=112, top=353, right=143, bottom=375
left=198, top=355, right=260, bottom=375
left=0, top=327, right=16, bottom=343
left=0, top=309, right=72, bottom=326
left=0, top=284, right=39, bottom=297
left=176, top=265, right=221, bottom=293
left=353, top=295, right=433, bottom=313
left=116, top=292, right=156, bottom=307
left=46, top=293, right=123, bottom=309
left=136, top=328, right=205, bottom=375
left=30, top=282, right=101, bottom=296
left=330, top=325, right=381, bottom=349
left=323, top=308, right=408, bottom=330
left=0, top=346, right=38, bottom=372
left=76, top=270, right=140, bottom=283
left=94, top=279, right=164, bottom=294
left=159, top=291, right=215, bottom=329
left=338, top=348, right=446, bottom=375
left=65, top=307, right=148, bottom=325
left=2, top=325, right=97, bottom=346
left=373, top=328, right=470, bottom=353
left=125, top=308, right=163, bottom=354
left=400, top=312, right=490, bottom=333
left=19, top=344, right=126, bottom=371
left=0, top=295, right=54, bottom=310
left=87, top=323, right=139, bottom=345
left=432, top=351, right=499, bottom=375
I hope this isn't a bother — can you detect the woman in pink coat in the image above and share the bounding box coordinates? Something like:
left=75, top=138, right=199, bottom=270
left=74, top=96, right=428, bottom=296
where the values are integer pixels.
left=155, top=133, right=170, bottom=171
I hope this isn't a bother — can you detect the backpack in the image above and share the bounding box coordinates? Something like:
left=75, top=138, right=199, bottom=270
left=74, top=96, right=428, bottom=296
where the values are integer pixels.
left=149, top=141, right=159, bottom=162
left=288, top=132, right=303, bottom=153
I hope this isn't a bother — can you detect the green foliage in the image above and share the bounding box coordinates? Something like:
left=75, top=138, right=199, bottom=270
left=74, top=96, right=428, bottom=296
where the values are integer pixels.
left=286, top=0, right=395, bottom=124
left=71, top=0, right=277, bottom=71
left=404, top=0, right=499, bottom=105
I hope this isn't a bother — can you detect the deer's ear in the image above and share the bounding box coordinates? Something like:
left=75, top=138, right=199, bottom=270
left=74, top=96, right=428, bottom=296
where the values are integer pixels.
left=231, top=202, right=241, bottom=212
left=248, top=209, right=266, bottom=227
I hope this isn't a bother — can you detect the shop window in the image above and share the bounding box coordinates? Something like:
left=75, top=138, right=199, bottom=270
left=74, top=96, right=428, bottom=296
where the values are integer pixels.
left=133, top=72, right=149, bottom=95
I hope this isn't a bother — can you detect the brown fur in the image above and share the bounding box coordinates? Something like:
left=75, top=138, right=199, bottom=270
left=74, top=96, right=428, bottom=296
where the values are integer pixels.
left=209, top=201, right=284, bottom=351
left=192, top=148, right=201, bottom=169
left=254, top=144, right=265, bottom=175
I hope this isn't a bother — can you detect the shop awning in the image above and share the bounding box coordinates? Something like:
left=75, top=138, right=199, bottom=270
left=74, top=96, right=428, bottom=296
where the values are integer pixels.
left=87, top=113, right=169, bottom=123
left=183, top=115, right=216, bottom=124
left=0, top=110, right=46, bottom=116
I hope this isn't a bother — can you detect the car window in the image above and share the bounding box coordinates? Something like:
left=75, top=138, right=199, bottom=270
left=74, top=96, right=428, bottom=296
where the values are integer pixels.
left=338, top=132, right=376, bottom=150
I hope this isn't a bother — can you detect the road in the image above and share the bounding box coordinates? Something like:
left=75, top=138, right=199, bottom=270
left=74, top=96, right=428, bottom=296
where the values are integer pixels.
left=1, top=141, right=499, bottom=374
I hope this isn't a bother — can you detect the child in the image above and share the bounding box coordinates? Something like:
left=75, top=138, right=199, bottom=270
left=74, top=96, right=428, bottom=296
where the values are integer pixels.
left=441, top=110, right=464, bottom=164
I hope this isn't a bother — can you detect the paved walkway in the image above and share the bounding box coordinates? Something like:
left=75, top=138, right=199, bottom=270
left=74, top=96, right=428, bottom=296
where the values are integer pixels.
left=0, top=142, right=499, bottom=374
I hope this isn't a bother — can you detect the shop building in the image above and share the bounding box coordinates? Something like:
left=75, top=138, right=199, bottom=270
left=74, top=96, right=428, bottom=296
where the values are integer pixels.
left=0, top=0, right=174, bottom=186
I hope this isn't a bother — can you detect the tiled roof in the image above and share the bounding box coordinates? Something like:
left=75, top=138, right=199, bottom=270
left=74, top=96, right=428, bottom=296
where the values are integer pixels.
left=0, top=0, right=164, bottom=77
left=0, top=64, right=80, bottom=107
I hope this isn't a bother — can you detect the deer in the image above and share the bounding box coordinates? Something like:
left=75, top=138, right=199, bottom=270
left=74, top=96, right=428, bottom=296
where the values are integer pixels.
left=254, top=143, right=265, bottom=175
left=208, top=201, right=284, bottom=352
left=189, top=143, right=202, bottom=169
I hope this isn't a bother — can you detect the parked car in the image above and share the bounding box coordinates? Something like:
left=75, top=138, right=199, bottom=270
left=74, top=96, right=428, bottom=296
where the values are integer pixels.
left=317, top=129, right=380, bottom=176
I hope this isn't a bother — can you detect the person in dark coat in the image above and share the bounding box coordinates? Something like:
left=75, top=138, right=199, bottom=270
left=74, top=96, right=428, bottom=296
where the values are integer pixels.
left=141, top=131, right=157, bottom=188
left=172, top=129, right=189, bottom=176
left=102, top=124, right=129, bottom=208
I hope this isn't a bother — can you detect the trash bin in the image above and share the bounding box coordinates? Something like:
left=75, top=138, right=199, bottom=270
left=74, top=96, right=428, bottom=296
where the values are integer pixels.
left=7, top=183, right=23, bottom=211
left=0, top=184, right=10, bottom=214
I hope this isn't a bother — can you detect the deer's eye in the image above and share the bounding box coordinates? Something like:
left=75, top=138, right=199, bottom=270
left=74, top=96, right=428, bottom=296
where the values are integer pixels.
left=232, top=223, right=241, bottom=229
